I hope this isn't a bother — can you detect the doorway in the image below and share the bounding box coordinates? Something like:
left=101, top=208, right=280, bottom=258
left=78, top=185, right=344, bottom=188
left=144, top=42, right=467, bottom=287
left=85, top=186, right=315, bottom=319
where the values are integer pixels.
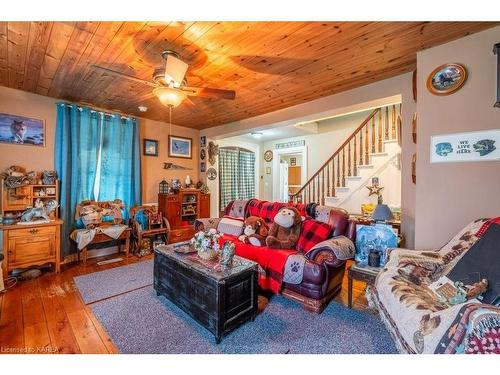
left=272, top=146, right=307, bottom=202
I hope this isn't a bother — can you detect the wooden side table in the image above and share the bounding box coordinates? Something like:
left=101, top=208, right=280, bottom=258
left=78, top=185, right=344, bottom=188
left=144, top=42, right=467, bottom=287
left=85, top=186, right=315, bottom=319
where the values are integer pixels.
left=348, top=264, right=382, bottom=308
left=73, top=228, right=131, bottom=263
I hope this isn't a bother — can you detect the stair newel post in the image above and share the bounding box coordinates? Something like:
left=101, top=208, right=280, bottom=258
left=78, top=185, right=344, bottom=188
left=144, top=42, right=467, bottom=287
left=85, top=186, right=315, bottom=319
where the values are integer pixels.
left=347, top=141, right=352, bottom=177
left=364, top=122, right=369, bottom=167
left=342, top=149, right=346, bottom=187
left=331, top=159, right=336, bottom=197
left=391, top=104, right=396, bottom=139
left=371, top=116, right=376, bottom=153
left=336, top=154, right=340, bottom=187
left=378, top=108, right=383, bottom=152
left=353, top=134, right=358, bottom=176
left=326, top=160, right=330, bottom=198
left=385, top=106, right=389, bottom=140
left=359, top=126, right=364, bottom=165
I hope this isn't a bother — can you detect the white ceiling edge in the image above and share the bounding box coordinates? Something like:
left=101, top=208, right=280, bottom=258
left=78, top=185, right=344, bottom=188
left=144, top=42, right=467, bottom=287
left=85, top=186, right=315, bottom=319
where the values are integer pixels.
left=200, top=72, right=408, bottom=141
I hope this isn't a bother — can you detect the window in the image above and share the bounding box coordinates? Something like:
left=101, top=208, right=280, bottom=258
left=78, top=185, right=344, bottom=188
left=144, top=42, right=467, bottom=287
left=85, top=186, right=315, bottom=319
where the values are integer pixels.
left=219, top=147, right=256, bottom=209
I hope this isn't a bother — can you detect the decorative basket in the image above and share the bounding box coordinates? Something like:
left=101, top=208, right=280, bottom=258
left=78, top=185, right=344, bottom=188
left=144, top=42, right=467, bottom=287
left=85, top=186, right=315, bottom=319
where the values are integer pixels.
left=191, top=229, right=221, bottom=261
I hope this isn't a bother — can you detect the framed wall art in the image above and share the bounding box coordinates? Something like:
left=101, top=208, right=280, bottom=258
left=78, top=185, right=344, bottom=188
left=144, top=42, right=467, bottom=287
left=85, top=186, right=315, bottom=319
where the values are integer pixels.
left=200, top=136, right=206, bottom=148
left=426, top=63, right=467, bottom=96
left=0, top=112, right=45, bottom=146
left=430, top=129, right=500, bottom=163
left=264, top=150, right=273, bottom=162
left=168, top=135, right=192, bottom=159
left=200, top=162, right=206, bottom=173
left=143, top=139, right=158, bottom=156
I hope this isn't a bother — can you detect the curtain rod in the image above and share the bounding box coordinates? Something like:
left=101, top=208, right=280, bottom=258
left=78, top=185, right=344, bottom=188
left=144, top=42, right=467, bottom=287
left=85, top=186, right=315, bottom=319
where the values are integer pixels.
left=57, top=102, right=135, bottom=121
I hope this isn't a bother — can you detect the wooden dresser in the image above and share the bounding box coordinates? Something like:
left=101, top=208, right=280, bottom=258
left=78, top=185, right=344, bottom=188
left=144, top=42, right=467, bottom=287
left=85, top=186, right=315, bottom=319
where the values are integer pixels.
left=1, top=220, right=62, bottom=275
left=158, top=189, right=210, bottom=244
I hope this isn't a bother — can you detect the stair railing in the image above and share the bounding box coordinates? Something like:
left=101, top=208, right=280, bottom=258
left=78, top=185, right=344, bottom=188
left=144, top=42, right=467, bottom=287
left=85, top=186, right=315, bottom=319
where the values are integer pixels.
left=289, top=103, right=401, bottom=205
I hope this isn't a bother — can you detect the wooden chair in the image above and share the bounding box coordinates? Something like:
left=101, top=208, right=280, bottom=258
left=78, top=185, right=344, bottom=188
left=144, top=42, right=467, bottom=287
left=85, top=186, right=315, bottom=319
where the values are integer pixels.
left=129, top=205, right=170, bottom=256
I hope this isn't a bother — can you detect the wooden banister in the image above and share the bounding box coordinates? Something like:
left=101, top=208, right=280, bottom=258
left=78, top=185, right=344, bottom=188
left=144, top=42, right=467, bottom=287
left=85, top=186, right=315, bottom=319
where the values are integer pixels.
left=290, top=108, right=380, bottom=203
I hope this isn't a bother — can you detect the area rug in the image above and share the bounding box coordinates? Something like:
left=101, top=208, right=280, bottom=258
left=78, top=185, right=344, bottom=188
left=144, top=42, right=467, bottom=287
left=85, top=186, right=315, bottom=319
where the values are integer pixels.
left=89, top=286, right=398, bottom=354
left=74, top=260, right=153, bottom=304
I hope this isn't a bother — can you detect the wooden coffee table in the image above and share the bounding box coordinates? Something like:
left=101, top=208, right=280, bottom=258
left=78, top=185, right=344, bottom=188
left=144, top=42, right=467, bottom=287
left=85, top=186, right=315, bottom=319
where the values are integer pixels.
left=154, top=241, right=258, bottom=343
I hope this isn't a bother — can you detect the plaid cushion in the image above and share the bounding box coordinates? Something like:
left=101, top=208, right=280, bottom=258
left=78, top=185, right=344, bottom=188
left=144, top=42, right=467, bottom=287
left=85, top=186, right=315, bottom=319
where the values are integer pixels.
left=246, top=199, right=265, bottom=217
left=259, top=201, right=287, bottom=223
left=476, top=217, right=500, bottom=238
left=297, top=219, right=332, bottom=253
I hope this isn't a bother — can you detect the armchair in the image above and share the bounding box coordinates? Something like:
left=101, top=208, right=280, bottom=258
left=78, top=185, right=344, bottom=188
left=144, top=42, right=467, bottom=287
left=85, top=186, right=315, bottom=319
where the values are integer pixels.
left=367, top=218, right=500, bottom=353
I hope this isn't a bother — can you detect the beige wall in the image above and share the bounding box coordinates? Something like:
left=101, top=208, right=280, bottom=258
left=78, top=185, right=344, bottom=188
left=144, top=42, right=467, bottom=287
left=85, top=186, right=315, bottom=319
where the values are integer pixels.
left=0, top=86, right=58, bottom=171
left=415, top=26, right=500, bottom=249
left=0, top=85, right=199, bottom=206
left=139, top=118, right=199, bottom=204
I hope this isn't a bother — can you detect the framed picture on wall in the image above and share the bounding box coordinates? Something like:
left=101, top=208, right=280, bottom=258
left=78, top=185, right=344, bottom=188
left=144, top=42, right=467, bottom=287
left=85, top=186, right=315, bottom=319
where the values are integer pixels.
left=0, top=112, right=45, bottom=146
left=200, top=136, right=206, bottom=148
left=290, top=157, right=296, bottom=166
left=169, top=135, right=192, bottom=159
left=143, top=139, right=158, bottom=156
left=200, top=162, right=206, bottom=172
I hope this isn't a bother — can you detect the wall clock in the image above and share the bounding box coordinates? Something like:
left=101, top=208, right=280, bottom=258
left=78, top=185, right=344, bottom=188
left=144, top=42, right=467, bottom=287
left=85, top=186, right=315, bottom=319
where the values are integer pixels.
left=264, top=150, right=273, bottom=162
left=426, top=63, right=467, bottom=96
left=207, top=167, right=217, bottom=180
left=200, top=148, right=206, bottom=160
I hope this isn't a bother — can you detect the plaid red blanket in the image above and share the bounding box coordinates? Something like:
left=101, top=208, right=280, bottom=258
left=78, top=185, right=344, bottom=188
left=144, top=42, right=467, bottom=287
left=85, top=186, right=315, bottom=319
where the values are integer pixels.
left=220, top=234, right=296, bottom=293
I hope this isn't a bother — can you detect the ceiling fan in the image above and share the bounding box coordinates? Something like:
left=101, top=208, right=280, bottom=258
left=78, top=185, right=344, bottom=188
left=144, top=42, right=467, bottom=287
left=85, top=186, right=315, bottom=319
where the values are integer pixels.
left=91, top=50, right=236, bottom=108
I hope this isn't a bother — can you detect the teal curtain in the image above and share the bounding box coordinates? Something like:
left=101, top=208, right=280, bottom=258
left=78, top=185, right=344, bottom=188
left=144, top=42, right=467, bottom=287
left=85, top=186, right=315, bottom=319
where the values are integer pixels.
left=96, top=114, right=142, bottom=217
left=55, top=103, right=142, bottom=257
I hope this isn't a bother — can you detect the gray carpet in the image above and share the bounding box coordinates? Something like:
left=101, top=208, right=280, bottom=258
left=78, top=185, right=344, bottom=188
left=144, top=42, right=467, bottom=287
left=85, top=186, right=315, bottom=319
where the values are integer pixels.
left=90, top=286, right=398, bottom=354
left=74, top=260, right=153, bottom=304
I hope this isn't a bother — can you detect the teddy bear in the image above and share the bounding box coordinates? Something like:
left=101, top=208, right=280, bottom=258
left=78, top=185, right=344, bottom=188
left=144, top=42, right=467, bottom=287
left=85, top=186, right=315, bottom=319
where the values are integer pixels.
left=265, top=207, right=304, bottom=249
left=238, top=216, right=268, bottom=247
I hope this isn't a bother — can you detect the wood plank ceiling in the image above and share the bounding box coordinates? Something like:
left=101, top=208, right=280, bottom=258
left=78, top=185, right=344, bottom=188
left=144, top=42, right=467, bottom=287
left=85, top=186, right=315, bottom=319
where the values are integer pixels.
left=0, top=21, right=497, bottom=129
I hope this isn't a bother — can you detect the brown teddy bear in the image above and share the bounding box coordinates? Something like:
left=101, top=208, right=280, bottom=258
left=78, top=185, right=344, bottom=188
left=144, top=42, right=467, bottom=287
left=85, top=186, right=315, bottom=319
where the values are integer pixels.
left=265, top=207, right=304, bottom=249
left=238, top=216, right=268, bottom=246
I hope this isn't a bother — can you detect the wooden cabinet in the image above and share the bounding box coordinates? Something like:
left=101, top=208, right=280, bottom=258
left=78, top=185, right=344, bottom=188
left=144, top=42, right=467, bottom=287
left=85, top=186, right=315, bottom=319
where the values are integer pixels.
left=199, top=193, right=210, bottom=219
left=1, top=220, right=62, bottom=276
left=158, top=189, right=211, bottom=244
left=1, top=182, right=59, bottom=218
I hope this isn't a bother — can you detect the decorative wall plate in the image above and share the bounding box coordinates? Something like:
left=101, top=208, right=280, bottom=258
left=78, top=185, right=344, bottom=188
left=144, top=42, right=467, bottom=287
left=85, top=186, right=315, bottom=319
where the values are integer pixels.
left=200, top=148, right=206, bottom=160
left=207, top=167, right=217, bottom=180
left=426, top=63, right=467, bottom=96
left=264, top=150, right=273, bottom=162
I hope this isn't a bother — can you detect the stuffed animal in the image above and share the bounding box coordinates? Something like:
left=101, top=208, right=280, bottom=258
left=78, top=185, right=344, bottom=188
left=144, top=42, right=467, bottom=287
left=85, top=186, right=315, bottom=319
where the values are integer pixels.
left=265, top=207, right=304, bottom=249
left=238, top=216, right=268, bottom=246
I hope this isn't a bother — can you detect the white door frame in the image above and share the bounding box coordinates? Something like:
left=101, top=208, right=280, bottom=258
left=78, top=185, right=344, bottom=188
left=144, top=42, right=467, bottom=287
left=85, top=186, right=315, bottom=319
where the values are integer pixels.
left=272, top=145, right=308, bottom=202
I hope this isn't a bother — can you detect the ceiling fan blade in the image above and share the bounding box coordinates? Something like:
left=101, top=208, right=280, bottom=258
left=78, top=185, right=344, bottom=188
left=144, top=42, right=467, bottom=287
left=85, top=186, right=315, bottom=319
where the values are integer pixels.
left=90, top=65, right=157, bottom=88
left=181, top=86, right=236, bottom=100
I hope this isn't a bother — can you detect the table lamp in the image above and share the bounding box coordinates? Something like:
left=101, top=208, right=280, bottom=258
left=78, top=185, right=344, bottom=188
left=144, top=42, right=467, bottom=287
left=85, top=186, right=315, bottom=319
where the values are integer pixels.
left=372, top=204, right=394, bottom=223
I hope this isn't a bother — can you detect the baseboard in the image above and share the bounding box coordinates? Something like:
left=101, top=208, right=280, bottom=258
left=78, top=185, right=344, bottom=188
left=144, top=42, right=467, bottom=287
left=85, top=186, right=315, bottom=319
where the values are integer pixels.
left=62, top=246, right=119, bottom=264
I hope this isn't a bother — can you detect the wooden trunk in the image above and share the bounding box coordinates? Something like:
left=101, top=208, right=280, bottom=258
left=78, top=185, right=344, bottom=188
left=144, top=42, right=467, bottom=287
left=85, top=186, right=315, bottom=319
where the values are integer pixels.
left=154, top=247, right=258, bottom=343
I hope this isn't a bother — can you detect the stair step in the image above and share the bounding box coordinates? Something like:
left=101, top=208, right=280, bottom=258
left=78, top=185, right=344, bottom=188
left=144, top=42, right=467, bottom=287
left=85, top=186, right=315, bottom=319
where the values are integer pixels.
left=357, top=164, right=374, bottom=170
left=346, top=176, right=362, bottom=181
left=325, top=196, right=340, bottom=202
left=335, top=187, right=349, bottom=192
left=370, top=152, right=388, bottom=157
left=383, top=139, right=398, bottom=144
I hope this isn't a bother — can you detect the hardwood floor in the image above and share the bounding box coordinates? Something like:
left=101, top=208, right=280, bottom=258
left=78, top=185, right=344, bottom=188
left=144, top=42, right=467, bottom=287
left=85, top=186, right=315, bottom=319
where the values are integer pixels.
left=0, top=255, right=369, bottom=354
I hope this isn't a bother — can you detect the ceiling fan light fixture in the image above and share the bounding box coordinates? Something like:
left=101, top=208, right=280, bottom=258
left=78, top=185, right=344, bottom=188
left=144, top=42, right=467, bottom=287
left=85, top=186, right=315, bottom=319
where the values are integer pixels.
left=162, top=50, right=188, bottom=88
left=153, top=86, right=187, bottom=108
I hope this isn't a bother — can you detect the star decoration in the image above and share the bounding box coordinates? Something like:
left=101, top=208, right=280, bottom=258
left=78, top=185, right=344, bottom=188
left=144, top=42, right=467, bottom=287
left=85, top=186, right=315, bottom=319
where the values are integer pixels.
left=366, top=183, right=384, bottom=203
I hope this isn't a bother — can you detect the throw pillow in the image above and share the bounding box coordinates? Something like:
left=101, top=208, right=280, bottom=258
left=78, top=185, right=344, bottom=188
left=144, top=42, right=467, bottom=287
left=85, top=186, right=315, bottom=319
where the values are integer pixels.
left=296, top=219, right=332, bottom=253
left=216, top=216, right=244, bottom=237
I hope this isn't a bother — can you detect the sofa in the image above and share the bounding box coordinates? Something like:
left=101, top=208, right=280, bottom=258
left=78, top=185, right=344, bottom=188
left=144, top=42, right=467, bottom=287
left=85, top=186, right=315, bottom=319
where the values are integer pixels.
left=367, top=218, right=500, bottom=354
left=194, top=199, right=356, bottom=313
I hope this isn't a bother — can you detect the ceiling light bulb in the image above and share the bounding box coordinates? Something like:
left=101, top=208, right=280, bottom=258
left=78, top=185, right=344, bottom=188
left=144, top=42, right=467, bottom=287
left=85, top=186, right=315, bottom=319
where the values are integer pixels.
left=251, top=132, right=263, bottom=138
left=153, top=87, right=187, bottom=108
left=138, top=106, right=148, bottom=112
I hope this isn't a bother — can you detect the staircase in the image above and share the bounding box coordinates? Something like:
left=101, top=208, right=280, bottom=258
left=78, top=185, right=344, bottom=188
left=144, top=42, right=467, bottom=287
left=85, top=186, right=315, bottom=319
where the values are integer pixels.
left=289, top=104, right=401, bottom=208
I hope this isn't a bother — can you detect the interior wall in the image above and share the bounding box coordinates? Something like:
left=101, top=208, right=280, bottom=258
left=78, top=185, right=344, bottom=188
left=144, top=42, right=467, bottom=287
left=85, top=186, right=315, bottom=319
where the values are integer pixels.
left=415, top=25, right=500, bottom=249
left=0, top=86, right=199, bottom=207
